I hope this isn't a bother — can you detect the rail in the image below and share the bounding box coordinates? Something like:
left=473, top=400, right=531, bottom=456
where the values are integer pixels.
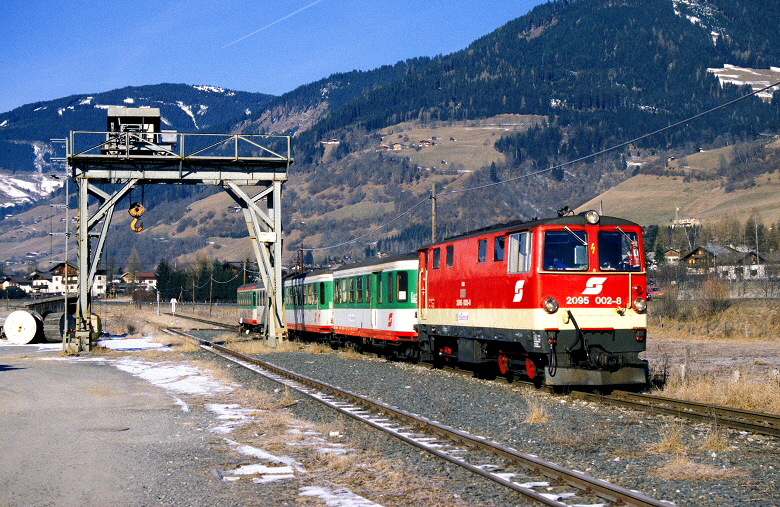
left=164, top=327, right=672, bottom=507
left=574, top=390, right=780, bottom=438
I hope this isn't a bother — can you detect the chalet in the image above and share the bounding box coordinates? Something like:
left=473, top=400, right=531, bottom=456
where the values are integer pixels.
left=664, top=249, right=680, bottom=265
left=49, top=262, right=78, bottom=295
left=121, top=272, right=157, bottom=291
left=418, top=139, right=434, bottom=147
left=30, top=272, right=53, bottom=294
left=714, top=251, right=774, bottom=281
left=47, top=263, right=107, bottom=297
left=2, top=276, right=32, bottom=294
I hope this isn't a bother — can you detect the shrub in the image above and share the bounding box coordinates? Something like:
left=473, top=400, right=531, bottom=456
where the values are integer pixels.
left=699, top=277, right=730, bottom=315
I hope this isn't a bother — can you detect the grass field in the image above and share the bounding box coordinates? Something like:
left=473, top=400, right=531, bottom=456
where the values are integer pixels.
left=378, top=114, right=544, bottom=172
left=578, top=172, right=780, bottom=226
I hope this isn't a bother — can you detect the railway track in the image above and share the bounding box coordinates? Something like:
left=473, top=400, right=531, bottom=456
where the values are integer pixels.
left=164, top=327, right=671, bottom=507
left=571, top=390, right=780, bottom=438
left=169, top=314, right=780, bottom=439
left=165, top=312, right=238, bottom=331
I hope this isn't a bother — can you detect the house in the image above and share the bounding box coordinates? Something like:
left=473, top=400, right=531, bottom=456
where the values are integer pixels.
left=2, top=275, right=32, bottom=294
left=663, top=249, right=680, bottom=265
left=49, top=262, right=78, bottom=295
left=418, top=139, right=434, bottom=147
left=681, top=245, right=739, bottom=274
left=714, top=251, right=771, bottom=281
left=93, top=270, right=107, bottom=298
left=681, top=245, right=776, bottom=280
left=121, top=271, right=157, bottom=291
left=47, top=262, right=107, bottom=297
left=30, top=272, right=53, bottom=294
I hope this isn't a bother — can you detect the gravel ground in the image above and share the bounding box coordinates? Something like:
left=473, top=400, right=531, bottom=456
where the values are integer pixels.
left=219, top=345, right=780, bottom=507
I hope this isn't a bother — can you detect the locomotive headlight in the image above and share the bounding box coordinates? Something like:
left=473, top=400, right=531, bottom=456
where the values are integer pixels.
left=633, top=297, right=647, bottom=313
left=543, top=296, right=559, bottom=313
left=585, top=210, right=600, bottom=224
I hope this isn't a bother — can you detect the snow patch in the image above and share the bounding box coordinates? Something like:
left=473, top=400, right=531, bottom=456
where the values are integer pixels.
left=113, top=357, right=234, bottom=397
left=299, top=486, right=384, bottom=507
left=193, top=85, right=225, bottom=93
left=206, top=403, right=257, bottom=434
left=177, top=101, right=199, bottom=129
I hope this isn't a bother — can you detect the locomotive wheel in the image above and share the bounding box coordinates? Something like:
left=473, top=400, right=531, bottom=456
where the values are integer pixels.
left=497, top=353, right=511, bottom=375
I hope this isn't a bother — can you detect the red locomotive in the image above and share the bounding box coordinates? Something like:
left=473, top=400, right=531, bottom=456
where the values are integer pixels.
left=416, top=210, right=648, bottom=387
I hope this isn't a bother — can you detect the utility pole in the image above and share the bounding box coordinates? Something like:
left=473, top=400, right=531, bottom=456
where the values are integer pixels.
left=431, top=182, right=437, bottom=243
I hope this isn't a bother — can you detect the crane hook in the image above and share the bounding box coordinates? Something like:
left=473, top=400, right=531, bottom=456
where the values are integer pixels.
left=129, top=202, right=145, bottom=232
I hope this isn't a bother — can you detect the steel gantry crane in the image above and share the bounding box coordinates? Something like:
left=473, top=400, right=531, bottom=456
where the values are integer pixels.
left=62, top=107, right=291, bottom=351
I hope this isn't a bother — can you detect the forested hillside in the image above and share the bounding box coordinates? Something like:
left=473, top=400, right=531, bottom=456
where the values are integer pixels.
left=2, top=0, right=780, bottom=271
left=258, top=0, right=780, bottom=262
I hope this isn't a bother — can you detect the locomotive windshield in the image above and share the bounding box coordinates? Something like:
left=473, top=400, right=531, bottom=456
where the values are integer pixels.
left=543, top=230, right=588, bottom=270
left=598, top=230, right=642, bottom=271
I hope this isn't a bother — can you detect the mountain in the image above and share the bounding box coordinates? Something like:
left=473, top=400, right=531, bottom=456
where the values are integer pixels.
left=2, top=0, right=780, bottom=272
left=0, top=83, right=275, bottom=172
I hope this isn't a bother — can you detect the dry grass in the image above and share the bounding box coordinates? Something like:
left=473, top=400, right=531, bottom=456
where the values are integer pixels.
left=523, top=393, right=549, bottom=424
left=699, top=425, right=730, bottom=451
left=309, top=450, right=467, bottom=507
left=654, top=455, right=741, bottom=481
left=651, top=422, right=686, bottom=453
left=656, top=372, right=780, bottom=415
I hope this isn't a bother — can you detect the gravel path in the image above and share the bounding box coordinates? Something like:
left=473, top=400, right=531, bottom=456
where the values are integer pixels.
left=237, top=347, right=780, bottom=507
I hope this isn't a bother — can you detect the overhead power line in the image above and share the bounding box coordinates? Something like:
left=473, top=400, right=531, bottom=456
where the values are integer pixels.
left=298, top=79, right=780, bottom=253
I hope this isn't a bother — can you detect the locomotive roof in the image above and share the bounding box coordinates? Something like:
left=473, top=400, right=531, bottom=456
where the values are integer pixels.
left=427, top=212, right=640, bottom=245
left=238, top=282, right=265, bottom=290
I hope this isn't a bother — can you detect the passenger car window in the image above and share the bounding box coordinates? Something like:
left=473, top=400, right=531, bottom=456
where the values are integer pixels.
left=396, top=271, right=408, bottom=302
left=598, top=230, right=642, bottom=271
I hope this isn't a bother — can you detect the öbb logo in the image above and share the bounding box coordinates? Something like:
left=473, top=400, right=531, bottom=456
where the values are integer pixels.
left=582, top=277, right=608, bottom=295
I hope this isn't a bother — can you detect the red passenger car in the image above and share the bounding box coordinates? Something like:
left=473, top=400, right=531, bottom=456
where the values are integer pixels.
left=416, top=210, right=648, bottom=387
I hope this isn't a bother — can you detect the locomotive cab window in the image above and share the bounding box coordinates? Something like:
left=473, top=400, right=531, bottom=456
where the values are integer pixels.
left=432, top=248, right=441, bottom=269
left=446, top=245, right=454, bottom=267
left=598, top=230, right=642, bottom=271
left=543, top=230, right=588, bottom=270
left=508, top=231, right=531, bottom=273
left=477, top=239, right=487, bottom=263
left=494, top=236, right=505, bottom=262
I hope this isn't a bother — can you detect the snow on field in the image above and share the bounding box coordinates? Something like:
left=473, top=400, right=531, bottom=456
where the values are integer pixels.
left=707, top=64, right=780, bottom=101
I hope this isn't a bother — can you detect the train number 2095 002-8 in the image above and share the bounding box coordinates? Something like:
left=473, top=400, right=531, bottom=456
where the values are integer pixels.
left=566, top=296, right=623, bottom=305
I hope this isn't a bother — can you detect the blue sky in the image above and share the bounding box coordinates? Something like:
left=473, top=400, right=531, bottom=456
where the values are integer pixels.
left=0, top=0, right=546, bottom=114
